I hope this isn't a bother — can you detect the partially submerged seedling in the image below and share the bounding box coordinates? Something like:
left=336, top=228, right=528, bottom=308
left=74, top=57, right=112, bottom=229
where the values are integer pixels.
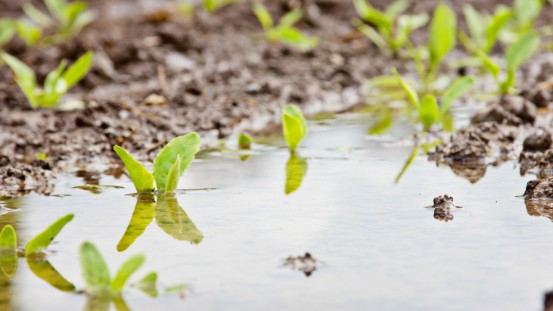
left=352, top=0, right=428, bottom=55
left=238, top=133, right=253, bottom=150
left=477, top=31, right=540, bottom=94
left=252, top=3, right=318, bottom=52
left=393, top=69, right=474, bottom=132
left=1, top=51, right=94, bottom=109
left=282, top=104, right=308, bottom=152
left=113, top=133, right=202, bottom=194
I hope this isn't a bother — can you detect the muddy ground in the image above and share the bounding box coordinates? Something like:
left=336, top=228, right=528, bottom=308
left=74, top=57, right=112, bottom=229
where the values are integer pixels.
left=2, top=0, right=553, bottom=197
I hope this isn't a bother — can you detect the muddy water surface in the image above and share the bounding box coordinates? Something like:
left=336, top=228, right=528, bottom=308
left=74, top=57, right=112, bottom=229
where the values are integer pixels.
left=1, top=113, right=552, bottom=311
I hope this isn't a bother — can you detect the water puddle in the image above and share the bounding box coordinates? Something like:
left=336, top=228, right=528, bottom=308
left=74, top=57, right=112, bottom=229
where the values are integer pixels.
left=2, top=112, right=553, bottom=310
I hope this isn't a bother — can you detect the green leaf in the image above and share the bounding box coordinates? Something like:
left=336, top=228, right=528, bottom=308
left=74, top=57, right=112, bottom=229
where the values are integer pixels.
left=44, top=60, right=68, bottom=100
left=69, top=10, right=95, bottom=36
left=429, top=4, right=456, bottom=69
left=15, top=20, right=42, bottom=45
left=395, top=14, right=428, bottom=49
left=134, top=272, right=158, bottom=297
left=113, top=146, right=155, bottom=193
left=395, top=144, right=418, bottom=183
left=484, top=8, right=512, bottom=53
left=368, top=108, right=393, bottom=135
left=514, top=0, right=542, bottom=28
left=282, top=104, right=308, bottom=151
left=0, top=19, right=16, bottom=46
left=280, top=8, right=303, bottom=27
left=353, top=0, right=391, bottom=30
left=463, top=4, right=485, bottom=47
left=63, top=1, right=87, bottom=29
left=45, top=0, right=67, bottom=21
left=80, top=242, right=111, bottom=294
left=285, top=154, right=308, bottom=195
left=0, top=225, right=17, bottom=278
left=238, top=133, right=253, bottom=149
left=253, top=2, right=273, bottom=31
left=117, top=194, right=155, bottom=252
left=392, top=69, right=419, bottom=108
left=353, top=19, right=387, bottom=50
left=505, top=31, right=540, bottom=70
left=164, top=155, right=182, bottom=194
left=441, top=76, right=475, bottom=115
left=155, top=194, right=203, bottom=243
left=62, top=51, right=94, bottom=89
left=419, top=94, right=440, bottom=131
left=385, top=0, right=409, bottom=19
left=27, top=258, right=76, bottom=292
left=1, top=52, right=39, bottom=107
left=111, top=254, right=145, bottom=292
left=153, top=133, right=202, bottom=192
left=25, top=214, right=74, bottom=255
left=23, top=3, right=52, bottom=28
left=476, top=49, right=501, bottom=80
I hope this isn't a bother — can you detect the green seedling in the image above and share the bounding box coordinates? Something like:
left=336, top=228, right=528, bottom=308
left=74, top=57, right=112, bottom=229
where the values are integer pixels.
left=0, top=19, right=17, bottom=48
left=1, top=51, right=93, bottom=109
left=179, top=0, right=238, bottom=14
left=459, top=5, right=513, bottom=54
left=252, top=3, right=319, bottom=52
left=393, top=69, right=474, bottom=132
left=238, top=133, right=253, bottom=150
left=15, top=20, right=43, bottom=46
left=113, top=133, right=202, bottom=194
left=282, top=104, right=308, bottom=152
left=425, top=3, right=456, bottom=86
left=352, top=0, right=428, bottom=55
left=476, top=31, right=540, bottom=94
left=500, top=0, right=543, bottom=44
left=22, top=0, right=95, bottom=41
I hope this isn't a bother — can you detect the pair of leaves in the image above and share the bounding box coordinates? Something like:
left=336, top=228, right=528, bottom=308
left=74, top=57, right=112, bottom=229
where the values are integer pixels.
left=282, top=104, right=308, bottom=151
left=80, top=242, right=155, bottom=296
left=114, top=133, right=202, bottom=193
left=1, top=51, right=93, bottom=108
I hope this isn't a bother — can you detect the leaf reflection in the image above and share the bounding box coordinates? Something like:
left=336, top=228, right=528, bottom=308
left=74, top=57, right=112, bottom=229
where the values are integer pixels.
left=155, top=194, right=203, bottom=244
left=26, top=258, right=76, bottom=292
left=117, top=194, right=155, bottom=252
left=285, top=154, right=308, bottom=195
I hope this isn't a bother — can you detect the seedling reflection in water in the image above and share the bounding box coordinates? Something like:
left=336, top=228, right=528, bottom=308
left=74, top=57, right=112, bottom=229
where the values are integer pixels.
left=114, top=133, right=201, bottom=194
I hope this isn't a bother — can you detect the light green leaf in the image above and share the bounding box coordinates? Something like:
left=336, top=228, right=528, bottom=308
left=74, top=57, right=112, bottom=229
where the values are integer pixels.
left=69, top=10, right=95, bottom=35
left=25, top=214, right=74, bottom=255
left=164, top=155, right=182, bottom=194
left=80, top=242, right=111, bottom=294
left=253, top=2, right=273, bottom=31
left=476, top=49, right=501, bottom=80
left=44, top=60, right=68, bottom=98
left=23, top=3, right=52, bottom=28
left=514, top=0, right=542, bottom=27
left=1, top=53, right=36, bottom=88
left=45, top=0, right=67, bottom=21
left=113, top=146, right=155, bottom=193
left=385, top=0, right=409, bottom=19
left=27, top=258, right=76, bottom=292
left=238, top=133, right=253, bottom=149
left=354, top=19, right=387, bottom=50
left=282, top=104, right=308, bottom=151
left=429, top=4, right=456, bottom=69
left=368, top=108, right=393, bottom=135
left=15, top=20, right=42, bottom=45
left=505, top=31, right=540, bottom=70
left=285, top=154, right=308, bottom=195
left=353, top=0, right=391, bottom=30
left=134, top=272, right=158, bottom=297
left=155, top=194, right=203, bottom=243
left=419, top=94, right=439, bottom=131
left=441, top=76, right=475, bottom=115
left=62, top=51, right=94, bottom=89
left=111, top=254, right=145, bottom=292
left=153, top=133, right=201, bottom=192
left=463, top=4, right=485, bottom=46
left=0, top=19, right=16, bottom=46
left=395, top=144, right=418, bottom=183
left=117, top=194, right=155, bottom=252
left=395, top=14, right=428, bottom=48
left=280, top=9, right=303, bottom=27
left=392, top=69, right=419, bottom=108
left=0, top=225, right=17, bottom=278
left=484, top=8, right=512, bottom=53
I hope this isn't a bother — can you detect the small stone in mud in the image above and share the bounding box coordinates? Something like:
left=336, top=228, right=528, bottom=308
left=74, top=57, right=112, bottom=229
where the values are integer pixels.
left=431, top=195, right=458, bottom=222
left=523, top=128, right=552, bottom=152
left=471, top=95, right=536, bottom=126
left=283, top=252, right=318, bottom=277
left=143, top=94, right=167, bottom=106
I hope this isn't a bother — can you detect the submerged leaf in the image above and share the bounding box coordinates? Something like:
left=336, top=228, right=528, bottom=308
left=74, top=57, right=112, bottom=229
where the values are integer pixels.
left=27, top=258, right=76, bottom=292
left=282, top=104, right=308, bottom=151
left=134, top=272, right=159, bottom=297
left=80, top=242, right=111, bottom=295
left=25, top=214, right=74, bottom=255
left=0, top=225, right=17, bottom=278
left=111, top=254, right=145, bottom=292
left=154, top=194, right=203, bottom=243
left=153, top=133, right=202, bottom=192
left=285, top=154, right=308, bottom=195
left=117, top=194, right=155, bottom=252
left=113, top=146, right=155, bottom=193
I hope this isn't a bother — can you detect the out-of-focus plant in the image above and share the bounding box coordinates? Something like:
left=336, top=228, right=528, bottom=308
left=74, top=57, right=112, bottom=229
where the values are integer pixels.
left=459, top=5, right=513, bottom=55
left=179, top=0, right=239, bottom=14
left=352, top=0, right=428, bottom=56
left=500, top=0, right=543, bottom=44
left=1, top=51, right=94, bottom=108
left=477, top=31, right=540, bottom=94
left=0, top=19, right=17, bottom=49
left=238, top=133, right=253, bottom=150
left=282, top=104, right=308, bottom=152
left=252, top=3, right=319, bottom=52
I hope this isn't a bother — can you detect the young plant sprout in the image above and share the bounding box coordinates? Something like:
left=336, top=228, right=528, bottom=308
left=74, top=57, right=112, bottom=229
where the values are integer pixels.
left=393, top=69, right=475, bottom=132
left=179, top=0, right=236, bottom=14
left=113, top=133, right=202, bottom=194
left=500, top=0, right=543, bottom=44
left=252, top=3, right=319, bottom=52
left=238, top=133, right=253, bottom=150
left=22, top=0, right=95, bottom=41
left=80, top=242, right=156, bottom=297
left=15, top=20, right=43, bottom=46
left=0, top=19, right=17, bottom=49
left=459, top=5, right=513, bottom=55
left=352, top=0, right=428, bottom=55
left=1, top=51, right=94, bottom=109
left=282, top=104, right=308, bottom=152
left=477, top=31, right=540, bottom=94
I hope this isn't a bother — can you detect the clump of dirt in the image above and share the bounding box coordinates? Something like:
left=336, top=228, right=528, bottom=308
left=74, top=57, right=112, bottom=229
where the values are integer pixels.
left=471, top=95, right=537, bottom=126
left=431, top=194, right=459, bottom=222
left=524, top=178, right=553, bottom=199
left=283, top=252, right=318, bottom=277
left=0, top=159, right=55, bottom=198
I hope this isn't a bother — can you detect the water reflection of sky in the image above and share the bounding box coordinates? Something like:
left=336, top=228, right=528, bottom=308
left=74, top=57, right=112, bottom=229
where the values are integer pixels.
left=6, top=115, right=553, bottom=311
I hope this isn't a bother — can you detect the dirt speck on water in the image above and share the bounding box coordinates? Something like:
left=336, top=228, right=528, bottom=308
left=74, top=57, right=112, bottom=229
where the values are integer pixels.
left=283, top=252, right=319, bottom=277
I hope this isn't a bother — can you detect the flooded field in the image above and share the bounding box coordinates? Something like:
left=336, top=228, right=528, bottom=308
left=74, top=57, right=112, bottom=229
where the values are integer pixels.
left=1, top=113, right=552, bottom=311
